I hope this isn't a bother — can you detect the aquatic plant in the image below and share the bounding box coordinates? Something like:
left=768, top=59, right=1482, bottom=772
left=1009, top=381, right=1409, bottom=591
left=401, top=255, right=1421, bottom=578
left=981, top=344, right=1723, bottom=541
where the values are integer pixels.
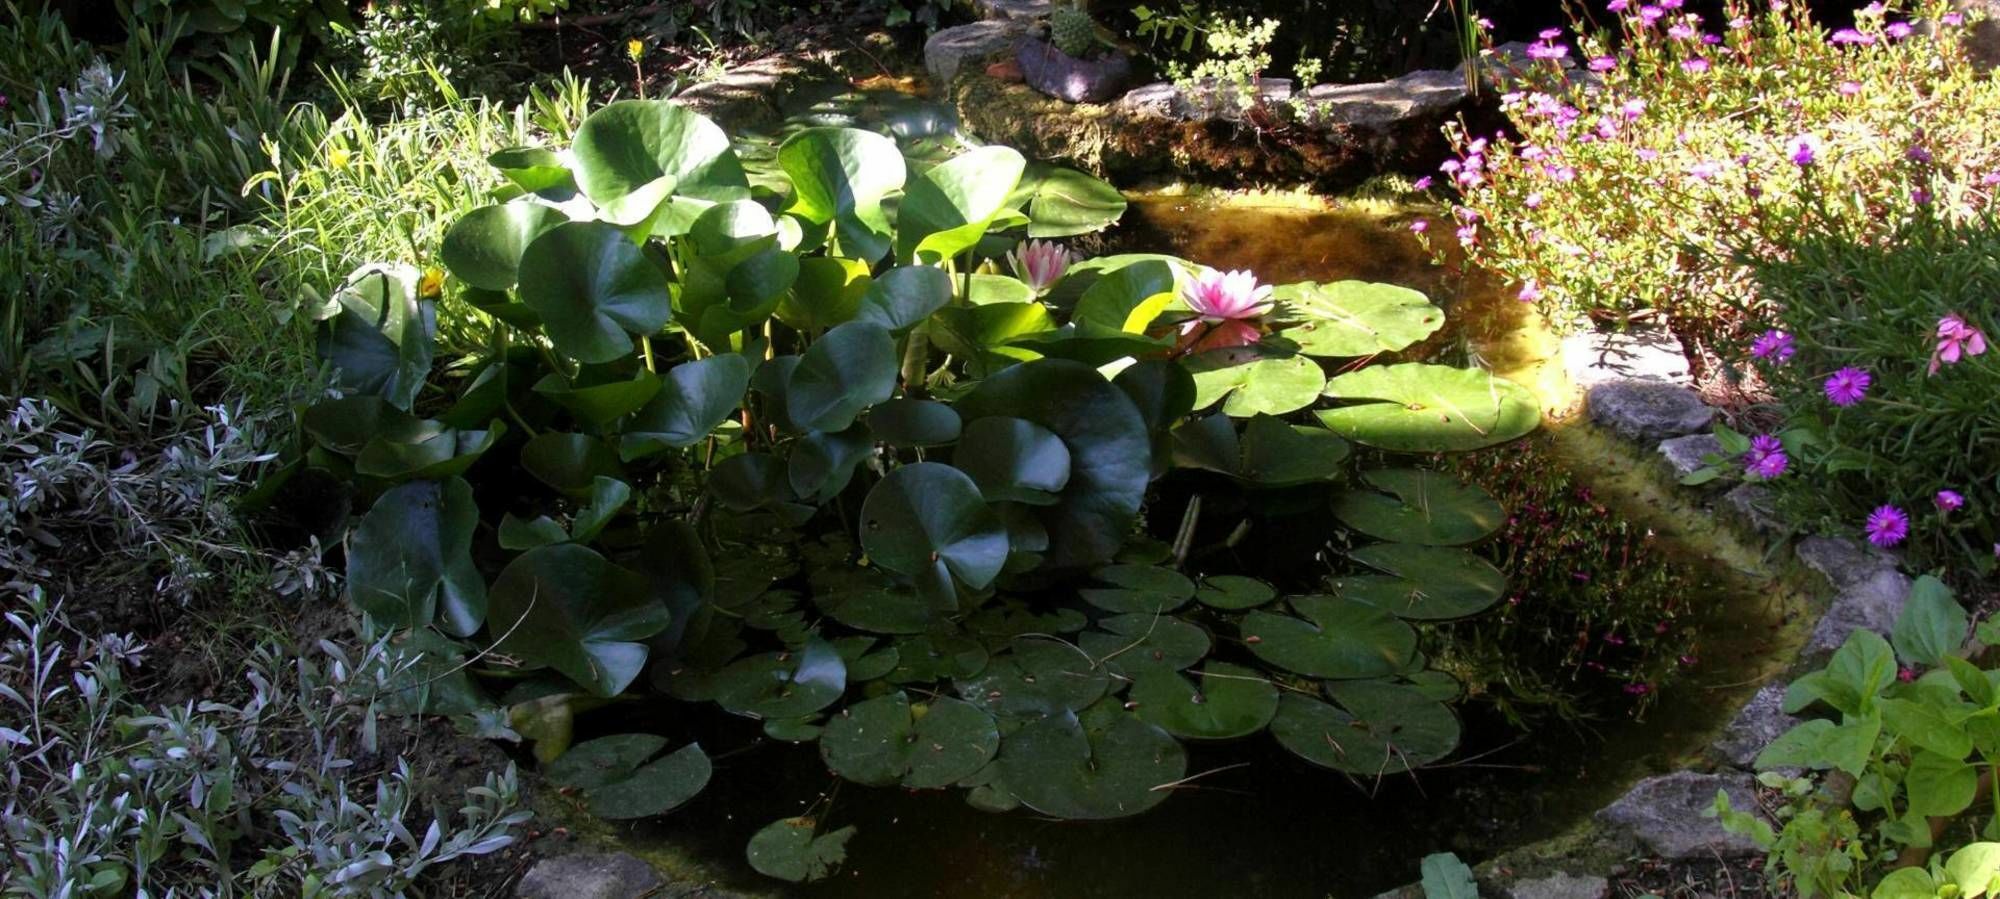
left=273, top=99, right=1541, bottom=881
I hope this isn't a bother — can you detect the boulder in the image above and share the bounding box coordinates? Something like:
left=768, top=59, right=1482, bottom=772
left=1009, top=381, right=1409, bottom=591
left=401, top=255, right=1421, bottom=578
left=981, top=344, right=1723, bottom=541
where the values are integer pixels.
left=1299, top=70, right=1471, bottom=128
left=1805, top=568, right=1912, bottom=658
left=1017, top=39, right=1135, bottom=103
left=1115, top=78, right=1294, bottom=120
left=517, top=853, right=663, bottom=899
left=1596, top=771, right=1765, bottom=859
left=1506, top=872, right=1610, bottom=899
left=1586, top=381, right=1714, bottom=444
left=1723, top=483, right=1783, bottom=534
left=1562, top=328, right=1691, bottom=390
left=967, top=0, right=1053, bottom=19
left=1711, top=682, right=1800, bottom=770
left=927, top=20, right=1027, bottom=85
left=1656, top=433, right=1722, bottom=477
left=1795, top=536, right=1898, bottom=591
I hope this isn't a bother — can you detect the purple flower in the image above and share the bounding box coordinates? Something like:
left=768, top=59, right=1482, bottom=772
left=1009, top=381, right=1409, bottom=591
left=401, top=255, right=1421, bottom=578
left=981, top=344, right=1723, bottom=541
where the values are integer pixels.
left=1913, top=187, right=1933, bottom=205
left=1527, top=41, right=1571, bottom=60
left=1640, top=6, right=1665, bottom=26
left=1608, top=0, right=1629, bottom=9
left=1588, top=54, right=1618, bottom=72
left=1009, top=240, right=1074, bottom=293
left=1410, top=219, right=1429, bottom=233
left=1906, top=145, right=1933, bottom=163
left=1787, top=133, right=1822, bottom=166
left=1886, top=22, right=1914, bottom=39
left=1750, top=329, right=1796, bottom=363
left=1539, top=27, right=1564, bottom=39
left=1681, top=57, right=1711, bottom=73
left=1865, top=505, right=1911, bottom=547
left=1744, top=434, right=1789, bottom=479
left=1945, top=12, right=1965, bottom=26
left=1621, top=99, right=1647, bottom=120
left=1823, top=367, right=1872, bottom=406
left=1518, top=279, right=1542, bottom=303
left=1688, top=160, right=1722, bottom=179
left=1931, top=313, right=1989, bottom=374
left=1668, top=22, right=1697, bottom=39
left=1838, top=80, right=1863, bottom=96
left=1936, top=490, right=1966, bottom=512
left=1412, top=175, right=1434, bottom=191
left=1831, top=28, right=1877, bottom=45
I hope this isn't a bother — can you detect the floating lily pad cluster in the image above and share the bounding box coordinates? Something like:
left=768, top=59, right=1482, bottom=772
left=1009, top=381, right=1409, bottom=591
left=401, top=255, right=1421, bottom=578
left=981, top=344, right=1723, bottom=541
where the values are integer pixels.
left=278, top=99, right=1542, bottom=883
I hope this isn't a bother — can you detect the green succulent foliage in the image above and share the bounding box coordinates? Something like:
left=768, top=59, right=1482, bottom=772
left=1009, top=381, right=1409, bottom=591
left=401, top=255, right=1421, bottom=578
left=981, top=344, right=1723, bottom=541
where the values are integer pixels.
left=291, top=99, right=1541, bottom=880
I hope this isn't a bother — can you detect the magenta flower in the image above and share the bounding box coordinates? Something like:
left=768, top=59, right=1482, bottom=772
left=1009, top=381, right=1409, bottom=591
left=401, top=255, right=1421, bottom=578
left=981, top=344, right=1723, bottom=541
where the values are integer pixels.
left=1681, top=57, right=1711, bottom=73
left=1945, top=12, right=1965, bottom=26
left=1608, top=0, right=1628, bottom=9
left=1865, top=505, right=1910, bottom=547
left=1588, top=55, right=1618, bottom=72
left=1886, top=22, right=1913, bottom=39
left=1930, top=313, right=1989, bottom=374
left=1750, top=329, right=1796, bottom=363
left=1182, top=268, right=1273, bottom=322
left=1743, top=434, right=1789, bottom=479
left=1823, top=367, right=1871, bottom=406
left=1518, top=279, right=1542, bottom=303
left=1412, top=175, right=1433, bottom=190
left=1787, top=133, right=1822, bottom=166
left=1527, top=41, right=1571, bottom=60
left=1409, top=219, right=1428, bottom=233
left=1838, top=80, right=1862, bottom=96
left=1830, top=28, right=1876, bottom=45
left=1936, top=490, right=1966, bottom=512
left=1008, top=240, right=1073, bottom=293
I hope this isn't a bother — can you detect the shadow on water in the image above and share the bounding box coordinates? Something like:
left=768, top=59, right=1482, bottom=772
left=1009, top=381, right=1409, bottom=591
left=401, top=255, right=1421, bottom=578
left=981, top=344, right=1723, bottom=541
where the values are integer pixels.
left=593, top=194, right=1808, bottom=899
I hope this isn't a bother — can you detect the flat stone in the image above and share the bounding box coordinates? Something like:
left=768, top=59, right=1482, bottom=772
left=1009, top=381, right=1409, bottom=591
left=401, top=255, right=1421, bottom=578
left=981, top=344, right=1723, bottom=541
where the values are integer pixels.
left=1299, top=69, right=1471, bottom=128
left=1115, top=77, right=1292, bottom=120
left=1723, top=483, right=1782, bottom=534
left=1657, top=433, right=1723, bottom=477
left=1596, top=771, right=1765, bottom=859
left=1116, top=81, right=1180, bottom=116
left=1805, top=568, right=1912, bottom=658
left=1711, top=682, right=1799, bottom=769
left=968, top=0, right=1052, bottom=20
left=1796, top=536, right=1898, bottom=591
left=517, top=853, right=663, bottom=899
left=926, top=21, right=1027, bottom=85
left=1507, top=872, right=1610, bottom=899
left=1587, top=381, right=1714, bottom=445
left=1563, top=329, right=1691, bottom=389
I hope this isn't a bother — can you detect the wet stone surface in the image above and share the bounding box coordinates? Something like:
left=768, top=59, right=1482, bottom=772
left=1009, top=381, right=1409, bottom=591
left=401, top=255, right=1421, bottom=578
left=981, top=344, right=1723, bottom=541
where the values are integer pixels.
left=1656, top=433, right=1722, bottom=477
left=1505, top=872, right=1611, bottom=899
left=1596, top=771, right=1766, bottom=859
left=1804, top=568, right=1912, bottom=658
left=1586, top=381, right=1715, bottom=445
left=517, top=853, right=664, bottom=899
left=1711, top=682, right=1799, bottom=770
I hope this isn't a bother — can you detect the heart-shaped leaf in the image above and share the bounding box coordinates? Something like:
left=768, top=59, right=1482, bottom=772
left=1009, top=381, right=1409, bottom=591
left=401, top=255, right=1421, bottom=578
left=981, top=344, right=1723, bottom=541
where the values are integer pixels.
left=859, top=463, right=1009, bottom=596
left=521, top=432, right=624, bottom=495
left=713, top=638, right=848, bottom=720
left=1128, top=662, right=1279, bottom=740
left=788, top=321, right=897, bottom=433
left=488, top=544, right=672, bottom=697
left=620, top=353, right=753, bottom=459
left=1171, top=413, right=1351, bottom=487
left=1072, top=259, right=1177, bottom=333
left=867, top=399, right=962, bottom=447
left=746, top=817, right=856, bottom=883
left=1270, top=681, right=1460, bottom=774
left=347, top=478, right=486, bottom=636
left=999, top=703, right=1187, bottom=820
left=489, top=146, right=577, bottom=197
left=1334, top=543, right=1506, bottom=620
left=821, top=691, right=1000, bottom=789
left=532, top=370, right=661, bottom=427
left=1241, top=595, right=1418, bottom=679
left=853, top=264, right=953, bottom=333
left=571, top=100, right=749, bottom=236
left=779, top=127, right=905, bottom=263
left=897, top=145, right=1026, bottom=264
left=1077, top=613, right=1212, bottom=674
left=1185, top=351, right=1326, bottom=418
left=1269, top=281, right=1444, bottom=357
left=588, top=743, right=712, bottom=820
left=788, top=425, right=874, bottom=503
left=1010, top=162, right=1128, bottom=238
left=517, top=221, right=672, bottom=364
left=1318, top=364, right=1540, bottom=452
left=316, top=264, right=434, bottom=411
left=778, top=256, right=871, bottom=332
left=1080, top=564, right=1195, bottom=614
left=954, top=416, right=1072, bottom=505
left=1194, top=575, right=1276, bottom=610
left=440, top=202, right=570, bottom=291
left=1330, top=469, right=1505, bottom=546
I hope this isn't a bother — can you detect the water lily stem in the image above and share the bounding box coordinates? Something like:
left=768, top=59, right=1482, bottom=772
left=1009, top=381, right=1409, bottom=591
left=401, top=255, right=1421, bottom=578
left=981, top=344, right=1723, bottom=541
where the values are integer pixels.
left=1171, top=495, right=1202, bottom=568
left=640, top=335, right=656, bottom=374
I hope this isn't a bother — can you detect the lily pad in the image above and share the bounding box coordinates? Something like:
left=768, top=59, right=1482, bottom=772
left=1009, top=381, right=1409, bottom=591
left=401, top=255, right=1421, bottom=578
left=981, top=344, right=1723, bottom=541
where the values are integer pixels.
left=788, top=425, right=874, bottom=503
left=888, top=634, right=990, bottom=685
left=1171, top=413, right=1351, bottom=487
left=1186, top=351, right=1326, bottom=418
left=1269, top=281, right=1444, bottom=358
left=953, top=417, right=1072, bottom=505
left=1270, top=681, right=1459, bottom=775
left=868, top=399, right=961, bottom=446
left=1335, top=544, right=1507, bottom=620
left=1194, top=575, right=1276, bottom=611
left=1010, top=162, right=1128, bottom=238
left=860, top=463, right=1009, bottom=603
left=957, top=639, right=1109, bottom=721
left=897, top=145, right=1026, bottom=264
left=545, top=733, right=665, bottom=789
left=814, top=587, right=941, bottom=635
left=1330, top=469, right=1505, bottom=546
left=820, top=691, right=1001, bottom=789
left=999, top=703, right=1187, bottom=820
left=521, top=432, right=624, bottom=495
left=571, top=100, right=748, bottom=235
left=853, top=264, right=953, bottom=333
left=1241, top=595, right=1418, bottom=680
left=1080, top=565, right=1195, bottom=614
left=439, top=202, right=569, bottom=291
left=1318, top=364, right=1539, bottom=453
left=788, top=321, right=898, bottom=433
left=1078, top=613, right=1211, bottom=673
left=588, top=743, right=713, bottom=820
left=1128, top=662, right=1279, bottom=740
left=347, top=478, right=486, bottom=636
left=713, top=639, right=848, bottom=720
left=316, top=264, right=434, bottom=411
left=517, top=221, right=673, bottom=364
left=778, top=127, right=904, bottom=262
left=746, top=817, right=856, bottom=883
left=532, top=371, right=660, bottom=427
left=488, top=544, right=673, bottom=697
left=620, top=353, right=753, bottom=459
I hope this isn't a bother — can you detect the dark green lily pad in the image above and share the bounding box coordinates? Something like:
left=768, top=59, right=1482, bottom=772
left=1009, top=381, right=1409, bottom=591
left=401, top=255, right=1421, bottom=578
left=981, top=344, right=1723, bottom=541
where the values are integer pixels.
left=347, top=478, right=486, bottom=636
left=439, top=202, right=569, bottom=292
left=588, top=743, right=713, bottom=820
left=1318, top=364, right=1539, bottom=453
left=1080, top=565, right=1195, bottom=614
left=1128, top=662, right=1279, bottom=740
left=860, top=463, right=1009, bottom=601
left=763, top=717, right=824, bottom=743
left=957, top=639, right=1109, bottom=720
left=746, top=817, right=856, bottom=883
left=888, top=634, right=990, bottom=684
left=1241, top=595, right=1418, bottom=680
left=965, top=602, right=1089, bottom=639
left=1331, top=469, right=1505, bottom=546
left=713, top=639, right=847, bottom=720
left=868, top=399, right=962, bottom=446
left=821, top=691, right=1001, bottom=789
left=1194, top=575, right=1276, bottom=611
left=1172, top=413, right=1351, bottom=487
left=620, top=353, right=753, bottom=459
left=521, top=432, right=624, bottom=495
left=517, top=221, right=673, bottom=364
left=1335, top=544, right=1507, bottom=620
left=488, top=545, right=672, bottom=697
left=954, top=417, right=1071, bottom=505
left=571, top=100, right=748, bottom=235
left=1078, top=613, right=1211, bottom=673
left=788, top=320, right=898, bottom=433
left=815, top=587, right=941, bottom=635
left=1270, top=681, right=1460, bottom=775
left=999, top=703, right=1187, bottom=820
left=351, top=421, right=502, bottom=484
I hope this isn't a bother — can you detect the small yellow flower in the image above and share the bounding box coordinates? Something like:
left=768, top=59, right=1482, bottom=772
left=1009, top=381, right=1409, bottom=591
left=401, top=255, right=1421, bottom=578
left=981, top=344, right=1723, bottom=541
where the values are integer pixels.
left=328, top=146, right=352, bottom=170
left=626, top=39, right=646, bottom=62
left=419, top=266, right=445, bottom=299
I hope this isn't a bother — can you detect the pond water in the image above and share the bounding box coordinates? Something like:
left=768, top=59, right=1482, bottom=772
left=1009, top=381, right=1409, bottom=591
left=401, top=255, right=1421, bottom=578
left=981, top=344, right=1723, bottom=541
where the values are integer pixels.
left=571, top=194, right=1809, bottom=898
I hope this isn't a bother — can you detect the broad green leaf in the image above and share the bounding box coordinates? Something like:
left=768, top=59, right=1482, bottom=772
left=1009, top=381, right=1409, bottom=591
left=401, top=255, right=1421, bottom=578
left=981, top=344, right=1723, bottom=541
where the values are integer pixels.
left=1893, top=575, right=1966, bottom=668
left=352, top=420, right=502, bottom=482
left=859, top=463, right=1009, bottom=596
left=1883, top=697, right=1974, bottom=758
left=347, top=478, right=486, bottom=636
left=531, top=371, right=661, bottom=427
left=521, top=432, right=624, bottom=495
left=1269, top=687, right=1457, bottom=775
left=778, top=256, right=871, bottom=332
left=1186, top=351, right=1326, bottom=418
left=778, top=127, right=904, bottom=263
left=998, top=704, right=1186, bottom=820
left=1872, top=867, right=1935, bottom=899
left=620, top=354, right=753, bottom=459
left=1318, top=364, right=1540, bottom=452
left=1825, top=630, right=1898, bottom=714
left=1331, top=469, right=1505, bottom=546
left=487, top=544, right=672, bottom=697
left=788, top=321, right=898, bottom=432
left=956, top=640, right=1109, bottom=720
left=517, top=221, right=672, bottom=364
left=853, top=264, right=953, bottom=333
left=570, top=100, right=749, bottom=236
left=489, top=146, right=576, bottom=196
left=1194, top=575, right=1276, bottom=610
left=439, top=202, right=569, bottom=291
left=316, top=264, right=434, bottom=411
left=1418, top=852, right=1479, bottom=899
left=746, top=817, right=856, bottom=883
left=820, top=692, right=999, bottom=789
left=569, top=476, right=631, bottom=544
left=954, top=416, right=1071, bottom=505
left=1077, top=613, right=1212, bottom=674
left=544, top=734, right=665, bottom=790
left=788, top=424, right=873, bottom=503
left=897, top=145, right=1026, bottom=264
left=1334, top=544, right=1507, bottom=620
left=714, top=639, right=848, bottom=720
left=1170, top=413, right=1350, bottom=487
left=588, top=743, right=712, bottom=820
left=931, top=302, right=1055, bottom=375
left=1242, top=595, right=1418, bottom=679
left=1127, top=662, right=1277, bottom=740
left=1078, top=564, right=1195, bottom=614
left=1269, top=280, right=1444, bottom=357
left=1072, top=259, right=1177, bottom=333
left=1907, top=749, right=1979, bottom=818
left=867, top=398, right=961, bottom=446
left=1948, top=843, right=2000, bottom=898
left=1010, top=163, right=1127, bottom=238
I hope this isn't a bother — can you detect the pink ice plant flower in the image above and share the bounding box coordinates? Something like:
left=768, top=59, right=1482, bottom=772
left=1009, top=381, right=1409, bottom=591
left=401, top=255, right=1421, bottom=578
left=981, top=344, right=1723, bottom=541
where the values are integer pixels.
left=1936, top=490, right=1966, bottom=512
left=1865, top=505, right=1910, bottom=547
left=1823, top=366, right=1871, bottom=406
left=1178, top=269, right=1273, bottom=351
left=1008, top=240, right=1073, bottom=293
left=1930, top=313, right=1988, bottom=374
left=1750, top=329, right=1796, bottom=363
left=1787, top=133, right=1822, bottom=166
left=1744, top=434, right=1788, bottom=479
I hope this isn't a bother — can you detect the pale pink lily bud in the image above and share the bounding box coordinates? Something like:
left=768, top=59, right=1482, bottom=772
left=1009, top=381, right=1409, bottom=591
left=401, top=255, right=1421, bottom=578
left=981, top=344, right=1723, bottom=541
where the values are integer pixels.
left=1008, top=240, right=1073, bottom=293
left=1182, top=268, right=1274, bottom=322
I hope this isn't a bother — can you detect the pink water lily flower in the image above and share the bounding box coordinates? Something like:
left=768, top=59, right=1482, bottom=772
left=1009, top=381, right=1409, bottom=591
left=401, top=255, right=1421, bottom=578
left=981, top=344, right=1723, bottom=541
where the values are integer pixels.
left=1008, top=240, right=1073, bottom=293
left=1178, top=269, right=1274, bottom=353
left=1930, top=313, right=1988, bottom=374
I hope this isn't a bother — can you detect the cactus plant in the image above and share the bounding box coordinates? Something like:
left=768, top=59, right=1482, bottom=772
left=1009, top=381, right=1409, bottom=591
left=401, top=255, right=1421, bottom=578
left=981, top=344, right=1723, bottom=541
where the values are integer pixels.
left=1050, top=1, right=1098, bottom=59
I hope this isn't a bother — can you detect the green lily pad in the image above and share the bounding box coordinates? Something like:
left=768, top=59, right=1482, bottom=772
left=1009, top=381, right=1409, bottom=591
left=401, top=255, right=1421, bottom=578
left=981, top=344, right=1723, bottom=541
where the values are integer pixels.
left=1241, top=595, right=1418, bottom=680
left=1186, top=351, right=1326, bottom=418
left=532, top=371, right=661, bottom=427
left=1194, top=575, right=1276, bottom=611
left=954, top=416, right=1071, bottom=505
left=1330, top=469, right=1505, bottom=546
left=714, top=639, right=848, bottom=720
left=746, top=817, right=856, bottom=883
left=788, top=425, right=874, bottom=503
left=439, top=202, right=569, bottom=291
left=577, top=742, right=712, bottom=820
left=620, top=353, right=753, bottom=459
left=347, top=478, right=486, bottom=636
left=1334, top=544, right=1507, bottom=620
left=778, top=256, right=871, bottom=332
left=1006, top=323, right=1174, bottom=367
left=489, top=146, right=576, bottom=197
left=571, top=100, right=748, bottom=236
left=788, top=321, right=898, bottom=433
left=517, top=221, right=673, bottom=365
left=488, top=544, right=673, bottom=697
left=1269, top=280, right=1444, bottom=358
left=1171, top=413, right=1351, bottom=487
left=999, top=703, right=1187, bottom=821
left=930, top=302, right=1053, bottom=376
left=897, top=145, right=1025, bottom=264
left=860, top=463, right=1009, bottom=601
left=316, top=264, right=433, bottom=411
left=545, top=734, right=664, bottom=788
left=763, top=718, right=824, bottom=743
left=868, top=398, right=961, bottom=446
left=965, top=601, right=1089, bottom=638
left=1317, top=364, right=1540, bottom=453
left=854, top=264, right=953, bottom=333
left=1071, top=259, right=1176, bottom=333
left=1080, top=564, right=1195, bottom=614
left=1128, top=662, right=1279, bottom=740
left=521, top=432, right=624, bottom=495
left=814, top=587, right=941, bottom=635
left=1078, top=613, right=1212, bottom=673
left=821, top=691, right=1001, bottom=789
left=1010, top=162, right=1128, bottom=238
left=888, top=634, right=990, bottom=684
left=957, top=639, right=1109, bottom=720
left=1270, top=682, right=1459, bottom=775
left=352, top=420, right=502, bottom=482
left=778, top=126, right=904, bottom=263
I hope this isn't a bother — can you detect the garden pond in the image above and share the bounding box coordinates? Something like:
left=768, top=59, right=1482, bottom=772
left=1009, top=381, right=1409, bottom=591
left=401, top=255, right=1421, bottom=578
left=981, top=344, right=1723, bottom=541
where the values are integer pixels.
left=539, top=192, right=1812, bottom=898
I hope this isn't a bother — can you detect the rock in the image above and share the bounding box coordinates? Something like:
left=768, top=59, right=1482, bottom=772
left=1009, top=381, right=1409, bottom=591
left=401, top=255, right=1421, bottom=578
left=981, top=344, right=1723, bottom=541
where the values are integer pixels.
left=1298, top=70, right=1472, bottom=128
left=517, top=853, right=663, bottom=899
left=1017, top=39, right=1135, bottom=103
left=1119, top=77, right=1296, bottom=120
left=1657, top=433, right=1722, bottom=477
left=1953, top=0, right=2000, bottom=69
left=1506, top=872, right=1610, bottom=899
left=1795, top=536, right=1898, bottom=591
left=1723, top=483, right=1782, bottom=534
left=1711, top=682, right=1799, bottom=769
left=1116, top=81, right=1181, bottom=117
left=1563, top=328, right=1691, bottom=390
left=674, top=55, right=816, bottom=128
left=1586, top=381, right=1714, bottom=445
left=1596, top=771, right=1766, bottom=859
left=968, top=0, right=1052, bottom=20
left=1805, top=568, right=1912, bottom=657
left=926, top=20, right=1026, bottom=85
